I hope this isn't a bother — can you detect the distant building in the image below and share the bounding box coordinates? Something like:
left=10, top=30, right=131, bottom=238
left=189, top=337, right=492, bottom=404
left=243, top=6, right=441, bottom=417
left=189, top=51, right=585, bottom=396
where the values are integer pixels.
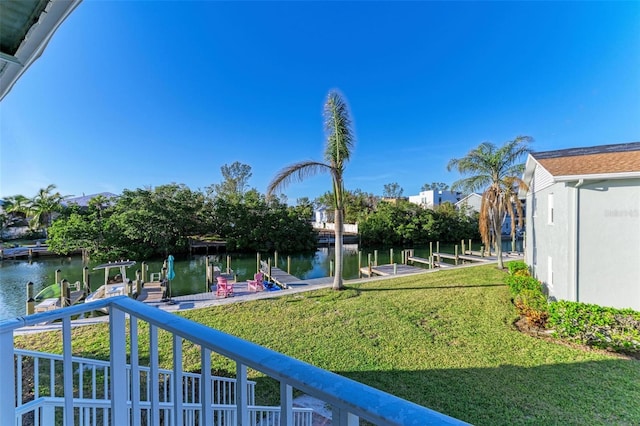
left=408, top=190, right=461, bottom=209
left=455, top=193, right=482, bottom=215
left=521, top=142, right=640, bottom=311
left=63, top=192, right=118, bottom=208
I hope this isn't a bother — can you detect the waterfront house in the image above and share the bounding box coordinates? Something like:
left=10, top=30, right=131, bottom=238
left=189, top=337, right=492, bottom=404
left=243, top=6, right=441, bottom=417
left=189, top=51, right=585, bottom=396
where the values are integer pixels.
left=455, top=193, right=482, bottom=215
left=521, top=142, right=640, bottom=310
left=408, top=190, right=462, bottom=209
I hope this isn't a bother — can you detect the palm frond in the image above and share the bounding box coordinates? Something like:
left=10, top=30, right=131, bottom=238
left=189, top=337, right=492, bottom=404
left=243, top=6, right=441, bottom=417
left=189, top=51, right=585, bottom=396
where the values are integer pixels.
left=267, top=161, right=331, bottom=196
left=323, top=91, right=355, bottom=169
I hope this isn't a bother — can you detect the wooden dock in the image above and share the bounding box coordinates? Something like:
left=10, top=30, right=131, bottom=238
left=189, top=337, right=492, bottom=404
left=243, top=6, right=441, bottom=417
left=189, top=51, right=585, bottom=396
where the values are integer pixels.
left=260, top=262, right=299, bottom=289
left=359, top=263, right=426, bottom=277
left=137, top=281, right=165, bottom=303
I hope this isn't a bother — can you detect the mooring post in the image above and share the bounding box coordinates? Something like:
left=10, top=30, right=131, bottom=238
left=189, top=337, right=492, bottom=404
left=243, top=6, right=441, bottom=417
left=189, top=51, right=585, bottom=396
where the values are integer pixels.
left=274, top=251, right=278, bottom=269
left=61, top=279, right=70, bottom=308
left=162, top=267, right=167, bottom=281
left=55, top=269, right=61, bottom=286
left=256, top=252, right=261, bottom=274
left=390, top=248, right=394, bottom=264
left=136, top=270, right=142, bottom=296
left=205, top=257, right=211, bottom=287
left=367, top=253, right=372, bottom=269
left=141, top=262, right=147, bottom=282
left=468, top=239, right=472, bottom=254
left=368, top=261, right=372, bottom=278
left=429, top=242, right=433, bottom=268
left=455, top=245, right=459, bottom=265
left=28, top=248, right=33, bottom=259
left=393, top=263, right=397, bottom=275
left=480, top=245, right=485, bottom=257
left=226, top=255, right=231, bottom=274
left=461, top=240, right=466, bottom=256
left=287, top=256, right=291, bottom=275
left=374, top=250, right=378, bottom=267
left=83, top=266, right=90, bottom=295
left=26, top=282, right=34, bottom=315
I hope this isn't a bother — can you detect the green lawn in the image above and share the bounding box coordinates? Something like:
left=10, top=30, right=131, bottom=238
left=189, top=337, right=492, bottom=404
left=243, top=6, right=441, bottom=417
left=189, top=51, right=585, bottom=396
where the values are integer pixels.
left=15, top=265, right=640, bottom=425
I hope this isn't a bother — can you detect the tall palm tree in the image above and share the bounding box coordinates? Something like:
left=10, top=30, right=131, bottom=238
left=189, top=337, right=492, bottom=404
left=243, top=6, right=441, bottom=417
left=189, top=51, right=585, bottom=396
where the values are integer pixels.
left=29, top=184, right=67, bottom=236
left=268, top=90, right=355, bottom=290
left=447, top=136, right=532, bottom=269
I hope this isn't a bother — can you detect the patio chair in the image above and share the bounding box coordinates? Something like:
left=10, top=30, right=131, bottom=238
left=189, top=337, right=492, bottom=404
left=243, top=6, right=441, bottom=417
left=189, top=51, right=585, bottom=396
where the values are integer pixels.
left=216, top=276, right=233, bottom=298
left=247, top=272, right=264, bottom=292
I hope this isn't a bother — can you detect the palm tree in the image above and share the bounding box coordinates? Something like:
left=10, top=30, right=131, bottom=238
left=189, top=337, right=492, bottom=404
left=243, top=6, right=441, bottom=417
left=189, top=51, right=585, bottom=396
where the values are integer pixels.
left=29, top=184, right=67, bottom=236
left=447, top=136, right=532, bottom=269
left=268, top=90, right=355, bottom=290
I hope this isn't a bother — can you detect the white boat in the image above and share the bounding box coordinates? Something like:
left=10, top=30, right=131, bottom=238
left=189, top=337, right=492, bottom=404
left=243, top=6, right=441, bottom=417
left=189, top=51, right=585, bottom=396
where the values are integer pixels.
left=85, top=260, right=136, bottom=312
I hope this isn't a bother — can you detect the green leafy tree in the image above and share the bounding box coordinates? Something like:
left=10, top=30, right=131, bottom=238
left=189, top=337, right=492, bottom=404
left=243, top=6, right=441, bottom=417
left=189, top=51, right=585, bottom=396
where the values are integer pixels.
left=383, top=182, right=404, bottom=198
left=447, top=136, right=532, bottom=268
left=207, top=161, right=253, bottom=201
left=421, top=182, right=450, bottom=191
left=268, top=90, right=355, bottom=290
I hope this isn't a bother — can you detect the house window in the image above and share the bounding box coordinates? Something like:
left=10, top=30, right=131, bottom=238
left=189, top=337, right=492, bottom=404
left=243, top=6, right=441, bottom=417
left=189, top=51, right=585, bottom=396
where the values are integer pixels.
left=548, top=193, right=554, bottom=224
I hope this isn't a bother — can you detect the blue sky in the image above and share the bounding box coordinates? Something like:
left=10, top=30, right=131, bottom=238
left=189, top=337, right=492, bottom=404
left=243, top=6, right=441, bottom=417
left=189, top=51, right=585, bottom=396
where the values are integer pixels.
left=1, top=1, right=639, bottom=203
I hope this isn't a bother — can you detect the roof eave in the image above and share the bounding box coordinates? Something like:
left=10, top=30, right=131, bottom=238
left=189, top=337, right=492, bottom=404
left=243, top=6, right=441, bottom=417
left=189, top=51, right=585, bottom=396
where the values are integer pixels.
left=554, top=171, right=640, bottom=182
left=0, top=0, right=82, bottom=101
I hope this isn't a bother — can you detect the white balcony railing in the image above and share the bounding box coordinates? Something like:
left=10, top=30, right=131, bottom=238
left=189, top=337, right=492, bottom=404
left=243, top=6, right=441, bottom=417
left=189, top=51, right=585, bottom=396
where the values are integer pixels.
left=1, top=296, right=466, bottom=425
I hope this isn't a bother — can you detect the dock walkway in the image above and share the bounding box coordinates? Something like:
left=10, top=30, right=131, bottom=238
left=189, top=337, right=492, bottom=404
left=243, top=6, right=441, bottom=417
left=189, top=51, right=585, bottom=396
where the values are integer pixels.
left=259, top=261, right=300, bottom=289
left=136, top=281, right=165, bottom=303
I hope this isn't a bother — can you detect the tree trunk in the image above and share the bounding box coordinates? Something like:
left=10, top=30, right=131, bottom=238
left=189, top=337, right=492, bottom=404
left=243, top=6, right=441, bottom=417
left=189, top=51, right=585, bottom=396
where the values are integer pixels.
left=332, top=207, right=344, bottom=290
left=494, top=207, right=504, bottom=269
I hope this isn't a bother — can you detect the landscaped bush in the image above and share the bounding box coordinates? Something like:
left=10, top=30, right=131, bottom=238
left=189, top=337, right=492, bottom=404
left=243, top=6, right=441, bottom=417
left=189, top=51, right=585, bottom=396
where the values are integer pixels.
left=505, top=274, right=541, bottom=296
left=515, top=289, right=549, bottom=327
left=548, top=301, right=640, bottom=353
left=507, top=260, right=529, bottom=276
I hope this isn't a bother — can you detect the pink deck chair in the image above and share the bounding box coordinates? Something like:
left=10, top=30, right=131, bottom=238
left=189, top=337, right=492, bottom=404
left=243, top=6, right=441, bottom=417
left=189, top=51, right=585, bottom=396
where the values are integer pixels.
left=247, top=272, right=264, bottom=292
left=216, top=276, right=233, bottom=297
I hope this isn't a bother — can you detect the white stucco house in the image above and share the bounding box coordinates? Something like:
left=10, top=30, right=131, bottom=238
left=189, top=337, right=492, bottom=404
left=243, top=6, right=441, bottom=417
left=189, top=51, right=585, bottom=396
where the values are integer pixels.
left=408, top=190, right=461, bottom=209
left=521, top=142, right=640, bottom=311
left=455, top=193, right=482, bottom=215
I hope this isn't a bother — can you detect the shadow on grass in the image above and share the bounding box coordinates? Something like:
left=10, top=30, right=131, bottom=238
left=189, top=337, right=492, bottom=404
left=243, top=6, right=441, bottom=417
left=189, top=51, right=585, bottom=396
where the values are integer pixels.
left=350, top=283, right=506, bottom=292
left=251, top=358, right=640, bottom=426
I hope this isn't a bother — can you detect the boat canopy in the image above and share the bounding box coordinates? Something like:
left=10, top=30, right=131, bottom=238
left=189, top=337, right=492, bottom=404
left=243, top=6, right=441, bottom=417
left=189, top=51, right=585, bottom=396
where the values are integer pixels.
left=93, top=260, right=136, bottom=270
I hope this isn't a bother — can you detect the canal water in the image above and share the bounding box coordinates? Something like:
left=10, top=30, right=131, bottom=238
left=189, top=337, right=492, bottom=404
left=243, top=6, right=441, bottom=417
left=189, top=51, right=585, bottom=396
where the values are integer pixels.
left=0, top=240, right=522, bottom=320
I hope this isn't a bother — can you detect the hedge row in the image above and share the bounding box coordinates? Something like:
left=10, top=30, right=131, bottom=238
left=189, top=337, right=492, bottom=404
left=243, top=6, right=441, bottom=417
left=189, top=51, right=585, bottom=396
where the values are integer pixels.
left=548, top=301, right=640, bottom=353
left=505, top=261, right=640, bottom=354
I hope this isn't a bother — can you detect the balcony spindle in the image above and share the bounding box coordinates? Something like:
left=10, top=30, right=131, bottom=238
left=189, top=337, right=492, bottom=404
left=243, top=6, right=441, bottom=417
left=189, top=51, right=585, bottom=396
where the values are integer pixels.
left=236, top=363, right=249, bottom=425
left=63, top=316, right=73, bottom=426
left=332, top=408, right=359, bottom=426
left=173, top=334, right=184, bottom=426
left=109, top=307, right=127, bottom=425
left=201, top=348, right=212, bottom=426
left=0, top=326, right=15, bottom=426
left=131, top=317, right=141, bottom=426
left=149, top=324, right=160, bottom=426
left=280, top=382, right=293, bottom=426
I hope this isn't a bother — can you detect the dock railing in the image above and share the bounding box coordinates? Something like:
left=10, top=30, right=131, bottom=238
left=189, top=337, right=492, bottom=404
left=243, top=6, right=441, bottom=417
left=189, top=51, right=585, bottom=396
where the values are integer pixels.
left=2, top=297, right=466, bottom=426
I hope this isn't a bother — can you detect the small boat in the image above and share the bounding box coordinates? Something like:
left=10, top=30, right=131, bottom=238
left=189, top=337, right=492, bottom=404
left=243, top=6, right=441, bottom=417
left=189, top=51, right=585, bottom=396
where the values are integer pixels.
left=85, top=261, right=136, bottom=312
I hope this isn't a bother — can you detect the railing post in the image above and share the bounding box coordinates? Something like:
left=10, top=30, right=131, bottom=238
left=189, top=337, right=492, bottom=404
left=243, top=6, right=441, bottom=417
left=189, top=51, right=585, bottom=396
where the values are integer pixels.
left=131, top=317, right=141, bottom=426
left=333, top=408, right=359, bottom=426
left=149, top=324, right=160, bottom=426
left=201, top=348, right=212, bottom=426
left=0, top=326, right=15, bottom=426
left=280, top=382, right=293, bottom=426
left=236, top=363, right=248, bottom=425
left=60, top=316, right=74, bottom=426
left=110, top=306, right=127, bottom=425
left=173, top=334, right=184, bottom=426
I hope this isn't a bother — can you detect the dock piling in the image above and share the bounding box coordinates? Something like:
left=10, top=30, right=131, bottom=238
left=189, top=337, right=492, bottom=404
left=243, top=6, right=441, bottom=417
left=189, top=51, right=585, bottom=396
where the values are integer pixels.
left=26, top=282, right=34, bottom=315
left=374, top=250, right=378, bottom=267
left=287, top=256, right=291, bottom=275
left=55, top=269, right=61, bottom=286
left=390, top=248, right=394, bottom=264
left=61, top=279, right=70, bottom=308
left=226, top=255, right=231, bottom=274
left=83, top=266, right=90, bottom=295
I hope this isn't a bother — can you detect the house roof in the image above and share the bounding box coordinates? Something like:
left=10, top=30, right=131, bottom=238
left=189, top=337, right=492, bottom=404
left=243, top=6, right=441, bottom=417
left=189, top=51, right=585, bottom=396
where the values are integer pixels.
left=532, top=142, right=640, bottom=176
left=63, top=192, right=118, bottom=208
left=0, top=0, right=82, bottom=101
left=521, top=142, right=640, bottom=197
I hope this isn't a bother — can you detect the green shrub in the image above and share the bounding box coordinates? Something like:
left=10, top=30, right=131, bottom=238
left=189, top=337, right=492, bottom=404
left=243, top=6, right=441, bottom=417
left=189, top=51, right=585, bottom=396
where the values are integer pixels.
left=505, top=274, right=541, bottom=296
left=514, top=288, right=549, bottom=327
left=548, top=301, right=640, bottom=353
left=507, top=260, right=529, bottom=276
